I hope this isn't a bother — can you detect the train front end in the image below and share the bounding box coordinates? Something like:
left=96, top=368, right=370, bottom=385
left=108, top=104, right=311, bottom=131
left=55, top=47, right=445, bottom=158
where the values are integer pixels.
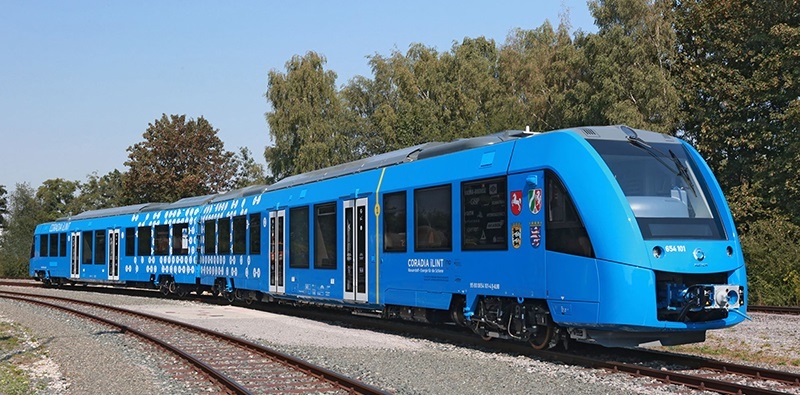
left=547, top=126, right=748, bottom=347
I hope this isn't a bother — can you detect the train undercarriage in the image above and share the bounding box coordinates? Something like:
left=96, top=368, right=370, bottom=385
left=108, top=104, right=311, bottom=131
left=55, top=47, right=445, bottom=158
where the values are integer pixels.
left=32, top=274, right=718, bottom=349
left=461, top=296, right=562, bottom=349
left=385, top=295, right=563, bottom=349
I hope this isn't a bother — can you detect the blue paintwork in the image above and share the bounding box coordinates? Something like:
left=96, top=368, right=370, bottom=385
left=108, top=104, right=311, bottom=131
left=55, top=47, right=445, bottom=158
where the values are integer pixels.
left=30, top=125, right=748, bottom=346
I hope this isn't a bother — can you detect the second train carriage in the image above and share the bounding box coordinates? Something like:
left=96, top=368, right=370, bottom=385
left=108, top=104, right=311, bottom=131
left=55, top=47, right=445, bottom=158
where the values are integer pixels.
left=30, top=125, right=748, bottom=348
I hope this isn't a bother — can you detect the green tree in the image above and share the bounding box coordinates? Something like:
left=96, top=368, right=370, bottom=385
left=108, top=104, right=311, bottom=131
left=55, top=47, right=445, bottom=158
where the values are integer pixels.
left=231, top=147, right=269, bottom=188
left=71, top=170, right=124, bottom=213
left=674, top=0, right=800, bottom=225
left=0, top=184, right=42, bottom=277
left=265, top=52, right=356, bottom=180
left=498, top=18, right=590, bottom=131
left=344, top=38, right=505, bottom=155
left=35, top=178, right=79, bottom=220
left=439, top=37, right=505, bottom=138
left=0, top=185, right=7, bottom=229
left=581, top=0, right=680, bottom=133
left=122, top=114, right=236, bottom=204
left=348, top=43, right=445, bottom=152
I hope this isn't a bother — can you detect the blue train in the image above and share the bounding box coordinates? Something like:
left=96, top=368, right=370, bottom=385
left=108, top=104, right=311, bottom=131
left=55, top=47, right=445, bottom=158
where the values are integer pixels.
left=30, top=125, right=748, bottom=348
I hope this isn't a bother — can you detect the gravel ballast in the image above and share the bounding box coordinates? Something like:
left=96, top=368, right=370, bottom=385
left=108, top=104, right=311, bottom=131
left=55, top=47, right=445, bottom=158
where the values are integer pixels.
left=2, top=286, right=795, bottom=395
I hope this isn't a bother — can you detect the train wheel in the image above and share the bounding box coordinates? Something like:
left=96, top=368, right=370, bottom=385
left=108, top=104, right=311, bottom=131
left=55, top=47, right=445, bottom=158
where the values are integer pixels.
left=222, top=291, right=235, bottom=304
left=159, top=282, right=170, bottom=296
left=529, top=315, right=555, bottom=350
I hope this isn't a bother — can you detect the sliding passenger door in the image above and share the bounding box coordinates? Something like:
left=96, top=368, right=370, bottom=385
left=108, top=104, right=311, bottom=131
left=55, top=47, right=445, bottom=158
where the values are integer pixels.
left=107, top=229, right=120, bottom=280
left=343, top=198, right=368, bottom=302
left=269, top=210, right=286, bottom=294
left=70, top=231, right=80, bottom=278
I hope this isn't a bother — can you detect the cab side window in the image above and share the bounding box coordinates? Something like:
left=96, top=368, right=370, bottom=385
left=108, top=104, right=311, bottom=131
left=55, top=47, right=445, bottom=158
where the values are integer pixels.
left=545, top=171, right=594, bottom=258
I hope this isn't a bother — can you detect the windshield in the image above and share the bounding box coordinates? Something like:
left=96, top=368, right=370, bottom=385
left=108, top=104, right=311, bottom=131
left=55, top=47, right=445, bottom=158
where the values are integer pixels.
left=589, top=139, right=726, bottom=240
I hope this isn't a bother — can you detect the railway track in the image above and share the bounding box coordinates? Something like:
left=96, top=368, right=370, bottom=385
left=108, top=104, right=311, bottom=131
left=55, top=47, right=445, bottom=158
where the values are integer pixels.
left=750, top=305, right=800, bottom=315
left=0, top=289, right=388, bottom=395
left=387, top=321, right=800, bottom=395
left=239, top=296, right=800, bottom=395
left=4, top=280, right=800, bottom=394
left=583, top=346, right=800, bottom=395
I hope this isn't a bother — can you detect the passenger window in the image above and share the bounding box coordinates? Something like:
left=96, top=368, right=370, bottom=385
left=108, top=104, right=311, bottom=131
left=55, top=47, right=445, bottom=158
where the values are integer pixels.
left=218, top=218, right=231, bottom=254
left=95, top=230, right=106, bottom=264
left=138, top=226, right=152, bottom=256
left=154, top=225, right=169, bottom=256
left=40, top=234, right=49, bottom=257
left=383, top=192, right=407, bottom=252
left=545, top=171, right=594, bottom=257
left=204, top=220, right=216, bottom=254
left=125, top=228, right=136, bottom=256
left=172, top=223, right=189, bottom=255
left=249, top=214, right=261, bottom=255
left=233, top=215, right=247, bottom=255
left=462, top=176, right=507, bottom=250
left=414, top=185, right=452, bottom=252
left=59, top=233, right=67, bottom=257
left=314, top=202, right=337, bottom=269
left=49, top=233, right=59, bottom=256
left=290, top=206, right=310, bottom=268
left=82, top=231, right=93, bottom=264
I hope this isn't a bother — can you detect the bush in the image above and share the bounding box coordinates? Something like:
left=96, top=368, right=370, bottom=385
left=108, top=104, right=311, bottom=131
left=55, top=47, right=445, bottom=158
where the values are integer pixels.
left=741, top=217, right=800, bottom=306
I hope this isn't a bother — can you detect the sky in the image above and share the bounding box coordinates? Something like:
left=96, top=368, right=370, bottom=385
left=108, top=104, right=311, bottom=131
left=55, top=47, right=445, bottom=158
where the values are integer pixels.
left=0, top=0, right=597, bottom=193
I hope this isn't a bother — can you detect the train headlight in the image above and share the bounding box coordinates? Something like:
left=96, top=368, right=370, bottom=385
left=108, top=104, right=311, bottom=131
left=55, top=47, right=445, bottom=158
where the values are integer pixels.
left=726, top=246, right=734, bottom=256
left=652, top=246, right=663, bottom=258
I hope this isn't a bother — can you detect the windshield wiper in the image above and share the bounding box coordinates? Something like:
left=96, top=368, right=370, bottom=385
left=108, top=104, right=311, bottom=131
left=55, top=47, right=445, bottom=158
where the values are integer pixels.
left=669, top=149, right=698, bottom=196
left=626, top=137, right=698, bottom=196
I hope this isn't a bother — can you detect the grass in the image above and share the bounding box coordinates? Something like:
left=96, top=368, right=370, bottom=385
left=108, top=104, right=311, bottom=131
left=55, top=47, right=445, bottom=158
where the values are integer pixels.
left=664, top=343, right=800, bottom=367
left=0, top=321, right=49, bottom=395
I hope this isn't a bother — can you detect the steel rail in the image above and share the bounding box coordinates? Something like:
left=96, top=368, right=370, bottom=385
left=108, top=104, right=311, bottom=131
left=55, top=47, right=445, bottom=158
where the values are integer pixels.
left=749, top=305, right=800, bottom=315
left=0, top=292, right=250, bottom=395
left=0, top=290, right=389, bottom=395
left=624, top=347, right=800, bottom=386
left=5, top=282, right=799, bottom=394
left=328, top=309, right=797, bottom=395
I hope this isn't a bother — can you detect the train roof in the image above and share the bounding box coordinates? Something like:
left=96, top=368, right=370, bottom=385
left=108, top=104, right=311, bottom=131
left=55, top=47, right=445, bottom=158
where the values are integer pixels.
left=55, top=129, right=537, bottom=221
left=569, top=125, right=680, bottom=144
left=210, top=184, right=269, bottom=203
left=265, top=129, right=534, bottom=191
left=57, top=202, right=168, bottom=221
